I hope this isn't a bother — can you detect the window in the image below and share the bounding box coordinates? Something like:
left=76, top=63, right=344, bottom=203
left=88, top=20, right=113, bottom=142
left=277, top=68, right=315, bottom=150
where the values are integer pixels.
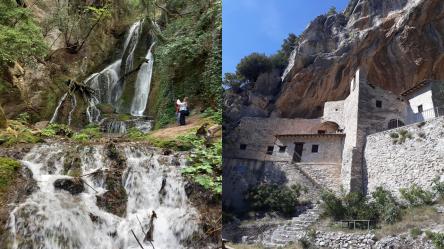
left=418, top=105, right=423, bottom=113
left=388, top=119, right=405, bottom=129
left=240, top=144, right=247, bottom=150
left=266, top=146, right=274, bottom=155
left=376, top=100, right=382, bottom=108
left=311, top=145, right=319, bottom=153
left=317, top=130, right=326, bottom=134
left=279, top=146, right=287, bottom=153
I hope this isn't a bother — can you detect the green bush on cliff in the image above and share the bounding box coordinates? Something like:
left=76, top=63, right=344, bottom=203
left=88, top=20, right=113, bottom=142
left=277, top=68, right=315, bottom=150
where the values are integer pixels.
left=0, top=0, right=47, bottom=66
left=0, top=156, right=21, bottom=190
left=400, top=184, right=434, bottom=206
left=181, top=136, right=222, bottom=195
left=72, top=125, right=102, bottom=142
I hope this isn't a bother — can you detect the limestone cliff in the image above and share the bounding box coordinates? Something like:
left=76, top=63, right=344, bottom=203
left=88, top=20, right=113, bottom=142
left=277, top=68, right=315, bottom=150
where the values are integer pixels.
left=225, top=0, right=444, bottom=121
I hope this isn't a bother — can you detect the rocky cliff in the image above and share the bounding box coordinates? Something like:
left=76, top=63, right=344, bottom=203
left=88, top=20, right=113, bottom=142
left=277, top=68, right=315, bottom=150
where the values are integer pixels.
left=225, top=0, right=444, bottom=121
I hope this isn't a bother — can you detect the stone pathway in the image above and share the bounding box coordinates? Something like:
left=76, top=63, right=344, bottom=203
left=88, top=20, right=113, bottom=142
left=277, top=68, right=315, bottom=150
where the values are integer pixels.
left=261, top=204, right=321, bottom=248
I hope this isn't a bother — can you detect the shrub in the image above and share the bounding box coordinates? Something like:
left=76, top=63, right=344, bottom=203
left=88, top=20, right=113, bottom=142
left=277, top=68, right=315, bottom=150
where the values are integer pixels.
left=432, top=177, right=444, bottom=200
left=202, top=108, right=222, bottom=124
left=321, top=191, right=346, bottom=220
left=247, top=184, right=303, bottom=216
left=392, top=129, right=413, bottom=144
left=343, top=192, right=378, bottom=220
left=0, top=156, right=21, bottom=190
left=418, top=132, right=426, bottom=139
left=181, top=136, right=222, bottom=195
left=426, top=231, right=444, bottom=249
left=16, top=112, right=30, bottom=125
left=72, top=133, right=89, bottom=142
left=372, top=187, right=401, bottom=224
left=400, top=184, right=434, bottom=206
left=41, top=123, right=73, bottom=137
left=410, top=227, right=422, bottom=238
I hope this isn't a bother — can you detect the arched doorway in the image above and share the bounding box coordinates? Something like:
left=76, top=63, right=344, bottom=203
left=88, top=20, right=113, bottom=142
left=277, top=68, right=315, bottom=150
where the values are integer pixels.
left=388, top=119, right=405, bottom=129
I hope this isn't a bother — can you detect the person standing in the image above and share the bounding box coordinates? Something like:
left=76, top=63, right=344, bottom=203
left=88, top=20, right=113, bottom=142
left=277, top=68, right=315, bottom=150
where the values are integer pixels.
left=176, top=97, right=189, bottom=126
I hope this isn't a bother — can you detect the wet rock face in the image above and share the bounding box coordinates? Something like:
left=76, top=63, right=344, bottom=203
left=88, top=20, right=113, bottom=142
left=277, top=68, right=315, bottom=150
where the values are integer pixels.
left=96, top=142, right=128, bottom=217
left=54, top=178, right=85, bottom=195
left=0, top=106, right=7, bottom=129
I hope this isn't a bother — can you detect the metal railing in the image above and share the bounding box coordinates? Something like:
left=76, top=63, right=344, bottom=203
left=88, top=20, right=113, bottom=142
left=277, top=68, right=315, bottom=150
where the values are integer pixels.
left=406, top=106, right=444, bottom=124
left=337, top=220, right=373, bottom=231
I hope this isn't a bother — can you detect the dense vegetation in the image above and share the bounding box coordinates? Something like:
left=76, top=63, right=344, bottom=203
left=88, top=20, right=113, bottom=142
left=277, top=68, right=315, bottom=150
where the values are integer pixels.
left=321, top=181, right=444, bottom=227
left=149, top=0, right=222, bottom=128
left=247, top=184, right=304, bottom=216
left=0, top=0, right=47, bottom=66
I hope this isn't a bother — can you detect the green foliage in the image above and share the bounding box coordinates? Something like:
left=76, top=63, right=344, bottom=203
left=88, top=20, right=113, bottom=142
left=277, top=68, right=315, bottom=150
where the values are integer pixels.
left=126, top=127, right=148, bottom=140
left=321, top=191, right=346, bottom=220
left=400, top=184, right=434, bottom=206
left=181, top=136, right=222, bottom=195
left=426, top=231, right=444, bottom=249
left=40, top=123, right=73, bottom=137
left=372, top=187, right=401, bottom=224
left=16, top=112, right=30, bottom=125
left=280, top=33, right=299, bottom=58
left=247, top=184, right=303, bottom=216
left=236, top=53, right=273, bottom=82
left=327, top=6, right=338, bottom=15
left=410, top=227, right=422, bottom=238
left=223, top=72, right=243, bottom=88
left=0, top=0, right=47, bottom=66
left=72, top=125, right=102, bottom=142
left=202, top=108, right=222, bottom=124
left=391, top=129, right=413, bottom=144
left=86, top=5, right=112, bottom=21
left=0, top=120, right=42, bottom=146
left=152, top=0, right=221, bottom=128
left=0, top=156, right=21, bottom=190
left=432, top=177, right=444, bottom=200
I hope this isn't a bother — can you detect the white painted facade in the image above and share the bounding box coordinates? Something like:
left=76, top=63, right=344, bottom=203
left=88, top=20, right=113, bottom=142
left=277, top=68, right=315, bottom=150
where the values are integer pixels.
left=404, top=84, right=436, bottom=123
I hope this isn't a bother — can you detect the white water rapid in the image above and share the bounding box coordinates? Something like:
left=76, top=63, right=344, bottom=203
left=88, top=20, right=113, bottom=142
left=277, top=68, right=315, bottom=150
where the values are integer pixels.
left=7, top=143, right=200, bottom=249
left=130, top=42, right=155, bottom=116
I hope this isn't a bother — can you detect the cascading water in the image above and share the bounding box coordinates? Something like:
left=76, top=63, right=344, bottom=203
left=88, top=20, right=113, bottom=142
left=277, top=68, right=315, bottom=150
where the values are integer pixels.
left=130, top=42, right=155, bottom=116
left=7, top=143, right=200, bottom=249
left=49, top=19, right=155, bottom=133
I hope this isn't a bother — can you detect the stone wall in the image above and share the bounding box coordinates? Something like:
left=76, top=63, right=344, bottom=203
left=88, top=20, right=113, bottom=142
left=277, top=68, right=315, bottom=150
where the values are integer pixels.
left=298, top=163, right=342, bottom=192
left=364, top=117, right=444, bottom=195
left=222, top=159, right=320, bottom=214
left=323, top=100, right=345, bottom=128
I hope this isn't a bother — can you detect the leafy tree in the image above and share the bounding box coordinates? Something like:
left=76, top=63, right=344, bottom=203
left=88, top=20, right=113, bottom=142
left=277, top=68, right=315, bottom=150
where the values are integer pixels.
left=327, top=6, right=338, bottom=16
left=0, top=0, right=47, bottom=66
left=236, top=53, right=273, bottom=82
left=280, top=33, right=299, bottom=58
left=247, top=184, right=303, bottom=216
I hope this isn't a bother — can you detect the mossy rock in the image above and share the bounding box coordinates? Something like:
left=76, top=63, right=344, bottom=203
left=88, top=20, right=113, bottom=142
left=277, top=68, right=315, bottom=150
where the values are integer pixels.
left=97, top=103, right=114, bottom=114
left=0, top=157, right=21, bottom=190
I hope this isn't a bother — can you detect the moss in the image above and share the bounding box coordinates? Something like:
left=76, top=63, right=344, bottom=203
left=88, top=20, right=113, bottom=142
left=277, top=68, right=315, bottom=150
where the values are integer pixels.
left=0, top=106, right=6, bottom=129
left=0, top=157, right=21, bottom=191
left=118, top=114, right=132, bottom=121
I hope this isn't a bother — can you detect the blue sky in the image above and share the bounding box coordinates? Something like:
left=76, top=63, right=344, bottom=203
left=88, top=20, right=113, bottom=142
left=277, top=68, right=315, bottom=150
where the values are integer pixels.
left=223, top=0, right=350, bottom=74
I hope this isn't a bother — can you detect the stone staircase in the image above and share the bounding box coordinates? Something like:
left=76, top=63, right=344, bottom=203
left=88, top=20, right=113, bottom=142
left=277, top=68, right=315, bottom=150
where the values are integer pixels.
left=261, top=204, right=322, bottom=248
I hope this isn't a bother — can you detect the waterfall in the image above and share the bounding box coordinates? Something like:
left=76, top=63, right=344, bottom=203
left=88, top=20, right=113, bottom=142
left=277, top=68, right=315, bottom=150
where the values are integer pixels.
left=130, top=42, right=155, bottom=116
left=7, top=143, right=199, bottom=249
left=86, top=96, right=101, bottom=123
left=50, top=93, right=68, bottom=124
left=281, top=49, right=297, bottom=82
left=67, top=94, right=77, bottom=126
left=123, top=20, right=144, bottom=75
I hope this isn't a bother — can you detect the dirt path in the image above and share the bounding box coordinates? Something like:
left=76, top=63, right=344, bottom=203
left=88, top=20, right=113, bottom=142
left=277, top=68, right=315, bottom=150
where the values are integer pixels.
left=149, top=115, right=208, bottom=139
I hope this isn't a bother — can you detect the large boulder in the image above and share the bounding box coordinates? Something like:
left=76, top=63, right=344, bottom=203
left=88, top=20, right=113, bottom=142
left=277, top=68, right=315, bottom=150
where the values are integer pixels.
left=53, top=178, right=84, bottom=195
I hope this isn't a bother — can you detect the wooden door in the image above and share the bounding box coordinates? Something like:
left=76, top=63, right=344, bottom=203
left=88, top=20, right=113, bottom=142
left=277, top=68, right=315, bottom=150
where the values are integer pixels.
left=293, top=143, right=304, bottom=162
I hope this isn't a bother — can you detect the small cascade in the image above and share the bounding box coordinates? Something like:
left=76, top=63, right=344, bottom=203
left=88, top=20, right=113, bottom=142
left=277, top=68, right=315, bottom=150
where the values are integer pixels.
left=100, top=117, right=153, bottom=134
left=49, top=93, right=68, bottom=124
left=7, top=143, right=200, bottom=249
left=130, top=42, right=155, bottom=116
left=86, top=96, right=101, bottom=123
left=104, top=119, right=128, bottom=134
left=123, top=20, right=144, bottom=75
left=68, top=94, right=77, bottom=126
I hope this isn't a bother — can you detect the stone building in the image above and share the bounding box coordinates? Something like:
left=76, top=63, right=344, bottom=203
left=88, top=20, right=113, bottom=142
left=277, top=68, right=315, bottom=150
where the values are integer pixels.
left=224, top=68, right=444, bottom=195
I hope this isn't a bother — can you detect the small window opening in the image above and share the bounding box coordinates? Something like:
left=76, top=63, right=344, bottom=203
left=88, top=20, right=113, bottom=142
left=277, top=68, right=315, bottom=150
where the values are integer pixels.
left=279, top=146, right=287, bottom=153
left=240, top=144, right=247, bottom=150
left=317, top=130, right=326, bottom=134
left=335, top=108, right=339, bottom=111
left=311, top=145, right=319, bottom=153
left=266, top=146, right=274, bottom=155
left=418, top=105, right=423, bottom=113
left=376, top=100, right=382, bottom=108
